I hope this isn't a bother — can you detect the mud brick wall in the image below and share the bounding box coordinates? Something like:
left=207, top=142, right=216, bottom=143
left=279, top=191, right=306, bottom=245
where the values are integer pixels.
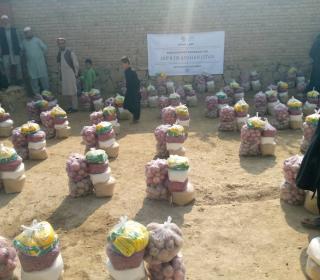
left=9, top=0, right=320, bottom=95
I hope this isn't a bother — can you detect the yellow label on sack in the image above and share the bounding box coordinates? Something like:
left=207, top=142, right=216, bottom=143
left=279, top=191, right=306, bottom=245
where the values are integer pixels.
left=51, top=106, right=67, bottom=117
left=21, top=122, right=40, bottom=135
left=111, top=221, right=149, bottom=257
left=33, top=221, right=56, bottom=247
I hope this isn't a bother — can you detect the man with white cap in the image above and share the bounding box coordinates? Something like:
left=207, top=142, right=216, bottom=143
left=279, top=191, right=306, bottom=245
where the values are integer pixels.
left=22, top=26, right=49, bottom=95
left=57, top=37, right=79, bottom=112
left=0, top=15, right=22, bottom=84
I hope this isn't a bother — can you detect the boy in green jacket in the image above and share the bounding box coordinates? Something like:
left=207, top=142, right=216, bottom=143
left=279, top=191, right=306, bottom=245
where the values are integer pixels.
left=81, top=58, right=96, bottom=92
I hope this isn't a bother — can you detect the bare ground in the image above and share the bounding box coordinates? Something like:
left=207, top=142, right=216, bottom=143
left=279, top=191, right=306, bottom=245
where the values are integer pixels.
left=0, top=105, right=316, bottom=280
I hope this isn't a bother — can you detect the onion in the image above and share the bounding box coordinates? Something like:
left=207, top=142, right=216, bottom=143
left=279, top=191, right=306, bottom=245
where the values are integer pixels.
left=162, top=107, right=177, bottom=125
left=90, top=111, right=104, bottom=125
left=0, top=237, right=17, bottom=278
left=239, top=124, right=261, bottom=156
left=283, top=155, right=303, bottom=185
left=66, top=153, right=88, bottom=182
left=145, top=218, right=183, bottom=264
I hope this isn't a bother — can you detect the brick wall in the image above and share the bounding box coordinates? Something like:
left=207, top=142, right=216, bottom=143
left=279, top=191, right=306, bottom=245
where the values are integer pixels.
left=9, top=0, right=320, bottom=94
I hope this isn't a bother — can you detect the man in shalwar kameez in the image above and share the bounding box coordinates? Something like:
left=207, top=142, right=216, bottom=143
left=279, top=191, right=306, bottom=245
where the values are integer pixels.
left=56, top=38, right=79, bottom=113
left=22, top=27, right=49, bottom=96
left=0, top=15, right=22, bottom=84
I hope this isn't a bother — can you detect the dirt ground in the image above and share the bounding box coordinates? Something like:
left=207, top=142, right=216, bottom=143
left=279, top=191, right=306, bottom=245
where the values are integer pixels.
left=0, top=103, right=317, bottom=280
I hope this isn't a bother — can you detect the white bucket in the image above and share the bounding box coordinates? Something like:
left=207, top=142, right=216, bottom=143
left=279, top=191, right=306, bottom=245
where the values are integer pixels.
left=0, top=119, right=13, bottom=127
left=90, top=167, right=111, bottom=185
left=106, top=259, right=146, bottom=280
left=21, top=253, right=64, bottom=280
left=2, top=163, right=25, bottom=180
left=168, top=169, right=189, bottom=183
left=177, top=119, right=190, bottom=127
left=99, top=138, right=116, bottom=149
left=28, top=140, right=46, bottom=150
left=290, top=114, right=302, bottom=121
left=261, top=137, right=275, bottom=145
left=54, top=121, right=69, bottom=130
left=166, top=142, right=182, bottom=151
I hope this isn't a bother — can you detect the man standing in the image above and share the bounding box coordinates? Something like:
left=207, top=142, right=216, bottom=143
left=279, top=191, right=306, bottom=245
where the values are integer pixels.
left=0, top=15, right=22, bottom=85
left=121, top=56, right=141, bottom=123
left=22, top=27, right=49, bottom=96
left=57, top=38, right=79, bottom=113
left=307, top=34, right=320, bottom=92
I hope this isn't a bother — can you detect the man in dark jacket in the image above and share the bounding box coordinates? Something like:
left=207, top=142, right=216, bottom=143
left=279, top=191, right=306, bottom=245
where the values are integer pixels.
left=296, top=120, right=320, bottom=228
left=121, top=56, right=141, bottom=123
left=307, top=34, right=320, bottom=92
left=0, top=15, right=22, bottom=85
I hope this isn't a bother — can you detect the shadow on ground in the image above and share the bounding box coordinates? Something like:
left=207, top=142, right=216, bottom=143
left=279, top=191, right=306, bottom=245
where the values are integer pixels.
left=48, top=195, right=110, bottom=230
left=134, top=197, right=194, bottom=227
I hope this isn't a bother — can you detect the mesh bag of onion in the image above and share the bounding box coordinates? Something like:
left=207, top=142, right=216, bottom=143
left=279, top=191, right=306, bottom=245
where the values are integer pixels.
left=145, top=159, right=169, bottom=200
left=283, top=155, right=303, bottom=185
left=140, top=87, right=149, bottom=108
left=66, top=153, right=93, bottom=197
left=12, top=127, right=27, bottom=148
left=194, top=75, right=206, bottom=93
left=0, top=236, right=17, bottom=279
left=90, top=111, right=104, bottom=125
left=239, top=117, right=266, bottom=156
left=40, top=111, right=54, bottom=129
left=280, top=181, right=305, bottom=205
left=146, top=254, right=186, bottom=280
left=176, top=86, right=186, bottom=104
left=205, top=95, right=219, bottom=118
left=157, top=85, right=167, bottom=96
left=254, top=91, right=267, bottom=116
left=81, top=126, right=97, bottom=148
left=166, top=81, right=175, bottom=94
left=159, top=96, right=170, bottom=110
left=218, top=105, right=236, bottom=131
left=239, top=125, right=262, bottom=156
left=273, top=103, right=289, bottom=130
left=162, top=106, right=177, bottom=125
left=144, top=217, right=183, bottom=265
left=68, top=177, right=93, bottom=198
left=66, top=153, right=89, bottom=182
left=300, top=112, right=320, bottom=153
left=154, top=125, right=171, bottom=158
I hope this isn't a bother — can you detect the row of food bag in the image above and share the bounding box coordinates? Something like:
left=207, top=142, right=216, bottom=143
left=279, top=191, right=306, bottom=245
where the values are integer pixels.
left=0, top=144, right=26, bottom=193
left=254, top=87, right=320, bottom=117
left=40, top=105, right=71, bottom=139
left=81, top=121, right=119, bottom=159
left=80, top=90, right=132, bottom=120
left=27, top=91, right=58, bottom=122
left=67, top=149, right=116, bottom=198
left=146, top=155, right=195, bottom=206
left=143, top=85, right=198, bottom=109
left=0, top=105, right=14, bottom=137
left=106, top=216, right=185, bottom=280
left=12, top=122, right=48, bottom=160
left=79, top=88, right=104, bottom=111
left=239, top=116, right=277, bottom=156
left=0, top=220, right=64, bottom=280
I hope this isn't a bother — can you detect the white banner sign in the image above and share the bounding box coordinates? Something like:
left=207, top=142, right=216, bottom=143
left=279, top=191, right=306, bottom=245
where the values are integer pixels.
left=147, top=31, right=225, bottom=76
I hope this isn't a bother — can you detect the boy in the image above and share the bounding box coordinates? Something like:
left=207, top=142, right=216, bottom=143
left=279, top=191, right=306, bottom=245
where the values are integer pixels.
left=81, top=58, right=96, bottom=92
left=121, top=56, right=141, bottom=123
